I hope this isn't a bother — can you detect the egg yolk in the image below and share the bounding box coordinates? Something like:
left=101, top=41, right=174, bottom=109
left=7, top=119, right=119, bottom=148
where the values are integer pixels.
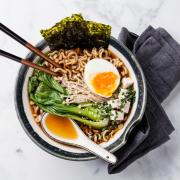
left=91, top=72, right=118, bottom=97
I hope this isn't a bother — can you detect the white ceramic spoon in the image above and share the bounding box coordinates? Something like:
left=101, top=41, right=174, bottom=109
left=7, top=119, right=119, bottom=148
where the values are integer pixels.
left=41, top=113, right=117, bottom=164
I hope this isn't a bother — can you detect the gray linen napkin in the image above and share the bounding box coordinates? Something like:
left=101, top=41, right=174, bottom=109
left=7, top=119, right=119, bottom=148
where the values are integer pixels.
left=108, top=26, right=180, bottom=174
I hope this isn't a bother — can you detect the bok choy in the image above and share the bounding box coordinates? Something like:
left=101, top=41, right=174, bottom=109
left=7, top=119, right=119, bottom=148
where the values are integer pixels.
left=28, top=71, right=111, bottom=129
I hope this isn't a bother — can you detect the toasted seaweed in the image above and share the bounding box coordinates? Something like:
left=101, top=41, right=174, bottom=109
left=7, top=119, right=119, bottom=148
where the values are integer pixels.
left=40, top=14, right=111, bottom=50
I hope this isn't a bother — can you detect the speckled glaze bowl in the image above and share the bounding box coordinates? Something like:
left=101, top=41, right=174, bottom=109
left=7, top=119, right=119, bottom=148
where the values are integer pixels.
left=15, top=37, right=147, bottom=161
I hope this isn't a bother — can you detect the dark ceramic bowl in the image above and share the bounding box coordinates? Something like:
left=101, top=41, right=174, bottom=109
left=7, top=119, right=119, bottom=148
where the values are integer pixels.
left=15, top=37, right=146, bottom=161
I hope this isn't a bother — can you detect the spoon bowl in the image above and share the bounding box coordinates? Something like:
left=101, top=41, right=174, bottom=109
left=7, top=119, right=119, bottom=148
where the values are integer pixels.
left=41, top=113, right=117, bottom=164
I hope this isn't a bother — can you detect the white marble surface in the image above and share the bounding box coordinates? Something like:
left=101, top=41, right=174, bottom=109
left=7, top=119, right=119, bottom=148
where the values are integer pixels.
left=0, top=0, right=180, bottom=179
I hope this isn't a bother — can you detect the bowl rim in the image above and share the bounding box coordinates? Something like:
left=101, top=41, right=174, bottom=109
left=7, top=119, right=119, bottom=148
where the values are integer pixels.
left=14, top=36, right=147, bottom=161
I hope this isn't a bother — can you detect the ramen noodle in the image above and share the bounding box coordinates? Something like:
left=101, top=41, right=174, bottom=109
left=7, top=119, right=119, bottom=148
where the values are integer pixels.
left=30, top=47, right=132, bottom=144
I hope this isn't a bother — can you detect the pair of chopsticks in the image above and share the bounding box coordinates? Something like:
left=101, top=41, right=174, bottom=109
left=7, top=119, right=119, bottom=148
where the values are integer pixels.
left=0, top=23, right=59, bottom=76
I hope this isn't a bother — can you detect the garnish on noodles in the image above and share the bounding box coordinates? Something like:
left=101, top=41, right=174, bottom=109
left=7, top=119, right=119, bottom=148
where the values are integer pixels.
left=40, top=14, right=111, bottom=50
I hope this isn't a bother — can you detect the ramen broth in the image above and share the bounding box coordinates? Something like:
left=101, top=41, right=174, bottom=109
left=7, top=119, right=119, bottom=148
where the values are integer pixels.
left=44, top=114, right=78, bottom=140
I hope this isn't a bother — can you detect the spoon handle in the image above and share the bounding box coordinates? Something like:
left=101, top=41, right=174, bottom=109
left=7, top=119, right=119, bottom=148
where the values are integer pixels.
left=80, top=139, right=117, bottom=164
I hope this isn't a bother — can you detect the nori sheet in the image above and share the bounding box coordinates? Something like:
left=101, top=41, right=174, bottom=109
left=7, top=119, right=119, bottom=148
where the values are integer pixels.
left=40, top=14, right=111, bottom=50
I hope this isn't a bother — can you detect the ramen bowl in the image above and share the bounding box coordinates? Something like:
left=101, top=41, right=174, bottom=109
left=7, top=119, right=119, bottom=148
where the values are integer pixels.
left=15, top=37, right=146, bottom=161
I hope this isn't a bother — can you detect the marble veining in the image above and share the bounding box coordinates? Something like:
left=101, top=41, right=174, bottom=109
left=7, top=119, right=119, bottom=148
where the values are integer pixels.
left=0, top=0, right=180, bottom=180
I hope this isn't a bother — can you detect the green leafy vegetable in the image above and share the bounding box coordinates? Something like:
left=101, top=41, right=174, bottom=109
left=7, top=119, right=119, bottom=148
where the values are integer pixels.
left=40, top=14, right=111, bottom=50
left=33, top=102, right=110, bottom=129
left=36, top=71, right=67, bottom=95
left=28, top=75, right=39, bottom=94
left=33, top=82, right=63, bottom=105
left=28, top=71, right=110, bottom=129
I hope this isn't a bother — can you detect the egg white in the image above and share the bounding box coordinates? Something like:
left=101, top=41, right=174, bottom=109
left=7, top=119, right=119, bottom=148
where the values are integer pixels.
left=84, top=58, right=121, bottom=97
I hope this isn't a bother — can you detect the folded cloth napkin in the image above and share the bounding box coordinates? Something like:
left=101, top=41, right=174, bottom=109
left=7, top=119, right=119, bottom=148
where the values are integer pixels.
left=108, top=26, right=180, bottom=174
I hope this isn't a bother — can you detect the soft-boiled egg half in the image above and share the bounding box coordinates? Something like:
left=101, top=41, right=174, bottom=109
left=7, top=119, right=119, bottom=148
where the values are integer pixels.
left=84, top=58, right=120, bottom=97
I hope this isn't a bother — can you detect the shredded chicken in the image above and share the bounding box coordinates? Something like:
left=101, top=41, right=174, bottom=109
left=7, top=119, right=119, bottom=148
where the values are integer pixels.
left=61, top=77, right=108, bottom=104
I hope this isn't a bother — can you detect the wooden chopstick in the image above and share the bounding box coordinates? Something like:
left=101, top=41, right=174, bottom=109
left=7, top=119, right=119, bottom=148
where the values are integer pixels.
left=0, top=23, right=60, bottom=68
left=0, top=49, right=58, bottom=76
